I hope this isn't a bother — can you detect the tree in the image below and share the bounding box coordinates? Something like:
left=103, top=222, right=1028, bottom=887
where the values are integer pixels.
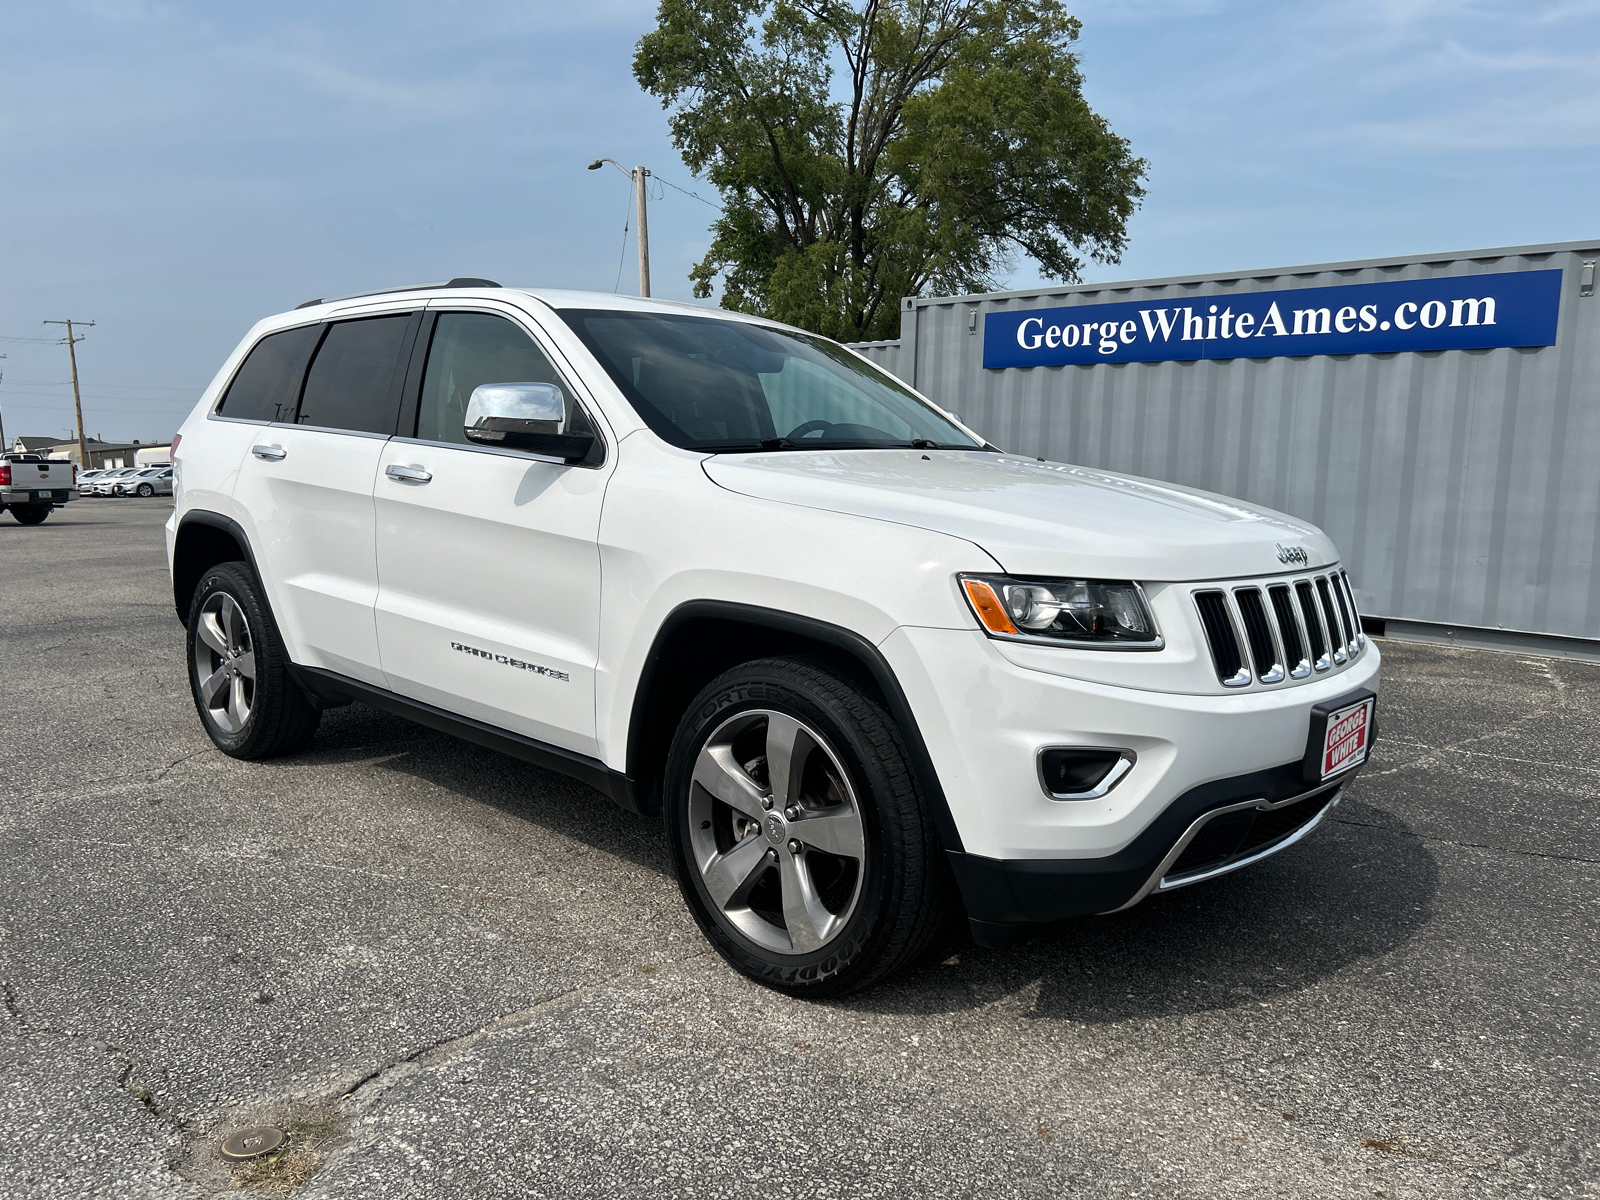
left=634, top=0, right=1147, bottom=342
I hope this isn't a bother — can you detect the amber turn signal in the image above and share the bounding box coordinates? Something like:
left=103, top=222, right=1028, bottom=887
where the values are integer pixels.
left=961, top=578, right=1019, bottom=635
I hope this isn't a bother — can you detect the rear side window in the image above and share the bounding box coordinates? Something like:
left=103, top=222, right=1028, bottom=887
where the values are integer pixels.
left=217, top=324, right=319, bottom=423
left=297, top=314, right=413, bottom=435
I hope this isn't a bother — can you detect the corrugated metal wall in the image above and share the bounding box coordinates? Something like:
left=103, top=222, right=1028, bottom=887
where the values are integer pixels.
left=851, top=240, right=1600, bottom=642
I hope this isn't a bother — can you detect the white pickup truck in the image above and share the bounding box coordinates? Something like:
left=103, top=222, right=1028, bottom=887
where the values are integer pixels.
left=169, top=281, right=1379, bottom=996
left=1, top=454, right=76, bottom=524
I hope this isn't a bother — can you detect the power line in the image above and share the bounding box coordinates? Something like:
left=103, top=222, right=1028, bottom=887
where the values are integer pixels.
left=652, top=172, right=722, bottom=209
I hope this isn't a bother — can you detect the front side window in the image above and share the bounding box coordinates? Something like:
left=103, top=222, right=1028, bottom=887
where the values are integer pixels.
left=217, top=324, right=319, bottom=423
left=557, top=309, right=980, bottom=452
left=296, top=314, right=413, bottom=435
left=415, top=312, right=590, bottom=448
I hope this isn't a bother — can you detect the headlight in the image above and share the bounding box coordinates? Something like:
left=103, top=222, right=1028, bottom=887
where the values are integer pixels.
left=959, top=574, right=1161, bottom=648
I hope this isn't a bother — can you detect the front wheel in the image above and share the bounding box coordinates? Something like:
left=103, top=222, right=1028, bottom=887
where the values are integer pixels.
left=9, top=504, right=50, bottom=525
left=664, top=656, right=950, bottom=997
left=137, top=483, right=154, bottom=497
left=186, top=562, right=320, bottom=758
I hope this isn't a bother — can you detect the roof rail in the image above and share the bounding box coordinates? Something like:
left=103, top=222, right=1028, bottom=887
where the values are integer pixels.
left=294, top=277, right=502, bottom=311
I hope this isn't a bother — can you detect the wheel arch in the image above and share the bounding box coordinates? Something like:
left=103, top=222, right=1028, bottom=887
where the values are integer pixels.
left=624, top=600, right=964, bottom=853
left=171, top=510, right=263, bottom=621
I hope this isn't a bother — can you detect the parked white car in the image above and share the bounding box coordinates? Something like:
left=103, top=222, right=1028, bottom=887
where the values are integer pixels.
left=168, top=281, right=1380, bottom=995
left=115, top=466, right=173, bottom=497
left=88, top=467, right=141, bottom=495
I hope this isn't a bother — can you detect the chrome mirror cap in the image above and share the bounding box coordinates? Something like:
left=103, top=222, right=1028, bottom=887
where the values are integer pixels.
left=465, top=382, right=565, bottom=443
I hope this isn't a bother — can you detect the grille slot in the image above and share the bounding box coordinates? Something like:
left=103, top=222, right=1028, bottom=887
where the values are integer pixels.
left=1315, top=577, right=1346, bottom=663
left=1194, top=591, right=1248, bottom=687
left=1234, top=588, right=1283, bottom=682
left=1330, top=574, right=1356, bottom=652
left=1268, top=584, right=1308, bottom=677
left=1296, top=581, right=1328, bottom=667
left=1338, top=571, right=1364, bottom=646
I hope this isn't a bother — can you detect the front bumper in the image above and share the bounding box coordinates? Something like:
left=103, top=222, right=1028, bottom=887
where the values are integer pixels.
left=948, top=765, right=1354, bottom=943
left=877, top=625, right=1379, bottom=935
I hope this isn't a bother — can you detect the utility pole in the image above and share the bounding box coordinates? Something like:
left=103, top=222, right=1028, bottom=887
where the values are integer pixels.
left=634, top=165, right=651, bottom=298
left=588, top=158, right=651, bottom=297
left=43, top=319, right=93, bottom=468
left=0, top=355, right=8, bottom=453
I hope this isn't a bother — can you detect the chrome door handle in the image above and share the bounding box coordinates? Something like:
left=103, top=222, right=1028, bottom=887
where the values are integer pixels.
left=385, top=463, right=432, bottom=483
left=251, top=444, right=286, bottom=461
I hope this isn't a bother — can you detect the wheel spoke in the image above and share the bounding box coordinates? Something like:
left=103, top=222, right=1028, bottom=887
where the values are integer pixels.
left=763, top=713, right=809, bottom=810
left=199, top=663, right=230, bottom=705
left=778, top=852, right=832, bottom=954
left=220, top=594, right=244, bottom=652
left=197, top=613, right=227, bottom=655
left=692, top=744, right=768, bottom=820
left=227, top=675, right=249, bottom=730
left=794, top=806, right=863, bottom=860
left=233, top=650, right=256, bottom=681
left=702, top=835, right=770, bottom=910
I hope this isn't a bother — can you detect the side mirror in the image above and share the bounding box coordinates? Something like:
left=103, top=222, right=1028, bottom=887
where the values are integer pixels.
left=464, top=383, right=595, bottom=463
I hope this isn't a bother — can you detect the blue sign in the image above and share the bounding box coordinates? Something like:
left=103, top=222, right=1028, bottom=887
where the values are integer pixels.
left=982, top=269, right=1563, bottom=369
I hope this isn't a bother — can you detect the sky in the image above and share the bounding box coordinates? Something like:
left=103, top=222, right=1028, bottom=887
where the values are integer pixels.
left=2, top=0, right=1597, bottom=444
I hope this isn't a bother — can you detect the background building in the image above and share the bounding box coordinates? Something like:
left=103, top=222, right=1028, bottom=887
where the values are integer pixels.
left=852, top=239, right=1599, bottom=658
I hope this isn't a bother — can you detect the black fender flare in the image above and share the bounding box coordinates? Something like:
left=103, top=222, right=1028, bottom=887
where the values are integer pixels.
left=171, top=509, right=264, bottom=620
left=626, top=599, right=965, bottom=853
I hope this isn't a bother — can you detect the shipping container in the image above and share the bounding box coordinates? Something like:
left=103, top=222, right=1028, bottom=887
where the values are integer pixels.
left=851, top=239, right=1600, bottom=656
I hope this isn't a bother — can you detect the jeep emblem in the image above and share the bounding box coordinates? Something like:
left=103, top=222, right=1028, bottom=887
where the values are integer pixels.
left=765, top=814, right=785, bottom=844
left=1275, top=543, right=1308, bottom=567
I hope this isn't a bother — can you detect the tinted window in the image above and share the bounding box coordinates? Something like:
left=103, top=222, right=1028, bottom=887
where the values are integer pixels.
left=297, top=314, right=412, bottom=435
left=416, top=312, right=589, bottom=447
left=217, top=324, right=318, bottom=423
left=558, top=309, right=978, bottom=452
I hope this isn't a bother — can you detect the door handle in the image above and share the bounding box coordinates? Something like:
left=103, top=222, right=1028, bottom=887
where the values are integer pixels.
left=251, top=444, right=287, bottom=461
left=385, top=463, right=432, bottom=483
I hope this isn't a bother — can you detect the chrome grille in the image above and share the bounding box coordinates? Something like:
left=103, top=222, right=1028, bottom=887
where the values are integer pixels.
left=1195, top=570, right=1367, bottom=688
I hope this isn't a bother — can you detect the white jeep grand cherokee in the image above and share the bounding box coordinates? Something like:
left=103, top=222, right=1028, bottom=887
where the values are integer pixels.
left=168, top=280, right=1379, bottom=996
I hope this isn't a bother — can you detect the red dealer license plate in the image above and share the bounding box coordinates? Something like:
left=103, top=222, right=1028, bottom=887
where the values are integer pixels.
left=1318, top=696, right=1374, bottom=780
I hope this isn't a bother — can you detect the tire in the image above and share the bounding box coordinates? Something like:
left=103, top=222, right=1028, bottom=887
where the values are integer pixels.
left=186, top=562, right=320, bottom=759
left=10, top=504, right=50, bottom=525
left=137, top=483, right=154, bottom=497
left=664, top=655, right=951, bottom=997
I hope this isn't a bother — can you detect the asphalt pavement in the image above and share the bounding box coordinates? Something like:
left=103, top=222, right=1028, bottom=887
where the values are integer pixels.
left=1, top=499, right=1595, bottom=1198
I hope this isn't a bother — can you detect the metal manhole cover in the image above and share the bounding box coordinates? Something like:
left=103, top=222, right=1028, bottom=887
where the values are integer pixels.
left=219, top=1126, right=287, bottom=1161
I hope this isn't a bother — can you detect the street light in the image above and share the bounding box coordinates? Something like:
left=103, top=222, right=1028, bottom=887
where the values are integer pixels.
left=588, top=158, right=651, bottom=298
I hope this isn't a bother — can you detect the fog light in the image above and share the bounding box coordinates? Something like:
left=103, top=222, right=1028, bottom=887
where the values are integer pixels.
left=1037, top=747, right=1136, bottom=800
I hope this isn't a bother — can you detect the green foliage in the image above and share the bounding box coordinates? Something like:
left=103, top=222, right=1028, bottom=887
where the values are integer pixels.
left=635, top=0, right=1147, bottom=341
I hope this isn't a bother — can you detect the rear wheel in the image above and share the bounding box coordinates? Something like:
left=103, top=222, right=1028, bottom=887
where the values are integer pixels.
left=10, top=504, right=50, bottom=525
left=664, top=656, right=950, bottom=997
left=187, top=562, right=320, bottom=758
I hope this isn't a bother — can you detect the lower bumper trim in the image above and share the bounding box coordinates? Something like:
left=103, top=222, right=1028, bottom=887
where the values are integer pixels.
left=947, top=757, right=1361, bottom=932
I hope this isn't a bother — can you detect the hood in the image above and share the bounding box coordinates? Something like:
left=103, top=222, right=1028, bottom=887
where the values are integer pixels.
left=701, top=450, right=1337, bottom=581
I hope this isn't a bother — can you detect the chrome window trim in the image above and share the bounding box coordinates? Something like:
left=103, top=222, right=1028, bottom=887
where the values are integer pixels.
left=389, top=434, right=605, bottom=471
left=1035, top=747, right=1137, bottom=801
left=1108, top=782, right=1346, bottom=913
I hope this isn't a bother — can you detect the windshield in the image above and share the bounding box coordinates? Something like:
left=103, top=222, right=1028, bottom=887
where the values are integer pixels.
left=558, top=309, right=981, bottom=453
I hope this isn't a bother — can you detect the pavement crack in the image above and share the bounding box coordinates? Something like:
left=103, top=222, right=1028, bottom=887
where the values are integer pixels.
left=1332, top=817, right=1600, bottom=866
left=147, top=746, right=215, bottom=783
left=340, top=950, right=715, bottom=1112
left=2, top=981, right=188, bottom=1132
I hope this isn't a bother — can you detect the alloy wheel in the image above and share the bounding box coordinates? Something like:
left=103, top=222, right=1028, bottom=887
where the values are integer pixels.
left=688, top=709, right=867, bottom=954
left=193, top=591, right=256, bottom=734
